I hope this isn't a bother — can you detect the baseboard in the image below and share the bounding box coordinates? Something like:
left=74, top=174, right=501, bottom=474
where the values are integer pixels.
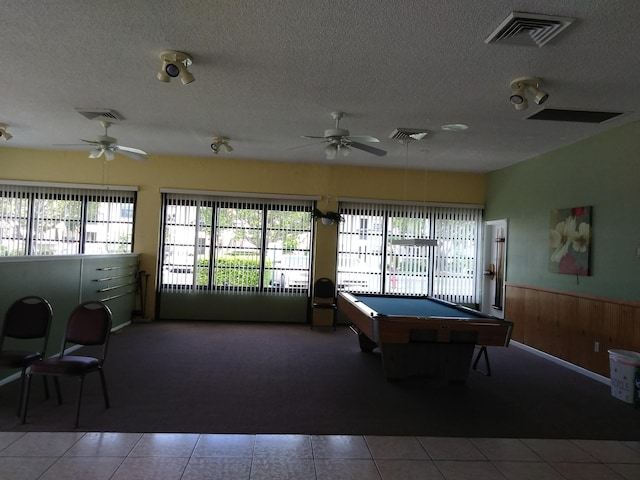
left=512, top=341, right=610, bottom=386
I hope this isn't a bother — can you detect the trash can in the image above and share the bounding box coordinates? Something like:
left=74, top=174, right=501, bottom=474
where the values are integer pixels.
left=608, top=349, right=640, bottom=404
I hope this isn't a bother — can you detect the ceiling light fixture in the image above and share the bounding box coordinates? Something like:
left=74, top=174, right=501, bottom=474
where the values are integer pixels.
left=0, top=123, right=12, bottom=141
left=440, top=123, right=469, bottom=132
left=324, top=141, right=349, bottom=160
left=157, top=50, right=195, bottom=85
left=509, top=76, right=548, bottom=111
left=210, top=136, right=233, bottom=154
left=390, top=139, right=438, bottom=248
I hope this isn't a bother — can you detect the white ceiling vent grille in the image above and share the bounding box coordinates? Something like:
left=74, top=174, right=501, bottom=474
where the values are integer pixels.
left=485, top=11, right=575, bottom=47
left=389, top=128, right=428, bottom=141
left=75, top=108, right=124, bottom=122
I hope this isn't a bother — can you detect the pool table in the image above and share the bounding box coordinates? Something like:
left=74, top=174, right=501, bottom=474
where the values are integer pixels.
left=338, top=292, right=513, bottom=382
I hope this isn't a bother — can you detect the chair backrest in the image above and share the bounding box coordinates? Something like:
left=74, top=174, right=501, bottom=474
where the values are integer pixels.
left=1, top=296, right=53, bottom=347
left=313, top=278, right=336, bottom=300
left=63, top=301, right=113, bottom=360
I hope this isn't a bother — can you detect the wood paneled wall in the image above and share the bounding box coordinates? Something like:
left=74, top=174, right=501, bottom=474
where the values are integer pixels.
left=505, top=284, right=640, bottom=377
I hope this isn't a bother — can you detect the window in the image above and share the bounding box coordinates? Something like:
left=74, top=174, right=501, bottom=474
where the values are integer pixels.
left=337, top=201, right=482, bottom=304
left=160, top=192, right=313, bottom=295
left=0, top=182, right=136, bottom=256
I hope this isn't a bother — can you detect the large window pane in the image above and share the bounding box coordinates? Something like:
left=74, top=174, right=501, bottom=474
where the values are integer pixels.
left=338, top=202, right=482, bottom=304
left=160, top=193, right=313, bottom=295
left=0, top=183, right=135, bottom=256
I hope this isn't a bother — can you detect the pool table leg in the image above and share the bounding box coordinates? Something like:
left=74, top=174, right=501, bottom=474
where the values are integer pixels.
left=472, top=345, right=492, bottom=376
left=357, top=332, right=377, bottom=353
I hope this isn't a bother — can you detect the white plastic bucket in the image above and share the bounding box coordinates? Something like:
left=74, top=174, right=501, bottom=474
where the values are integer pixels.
left=608, top=349, right=640, bottom=404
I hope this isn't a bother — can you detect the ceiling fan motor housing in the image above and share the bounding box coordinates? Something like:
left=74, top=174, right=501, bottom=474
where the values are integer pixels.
left=324, top=128, right=349, bottom=138
left=97, top=135, right=117, bottom=145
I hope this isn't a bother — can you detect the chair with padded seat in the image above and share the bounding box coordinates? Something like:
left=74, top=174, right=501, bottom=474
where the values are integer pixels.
left=0, top=296, right=53, bottom=417
left=311, top=277, right=338, bottom=329
left=22, top=300, right=112, bottom=428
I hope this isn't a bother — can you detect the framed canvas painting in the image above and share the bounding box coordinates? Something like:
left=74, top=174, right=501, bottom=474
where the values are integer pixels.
left=549, top=206, right=591, bottom=275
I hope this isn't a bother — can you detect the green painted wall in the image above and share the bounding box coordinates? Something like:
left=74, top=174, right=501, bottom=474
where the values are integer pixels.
left=485, top=120, right=640, bottom=303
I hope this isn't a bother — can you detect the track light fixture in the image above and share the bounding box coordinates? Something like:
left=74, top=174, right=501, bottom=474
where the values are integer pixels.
left=157, top=50, right=195, bottom=85
left=509, top=76, right=548, bottom=111
left=0, top=123, right=12, bottom=141
left=210, top=136, right=233, bottom=154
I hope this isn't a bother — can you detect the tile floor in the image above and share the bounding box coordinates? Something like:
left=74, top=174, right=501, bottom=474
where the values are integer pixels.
left=0, top=431, right=639, bottom=479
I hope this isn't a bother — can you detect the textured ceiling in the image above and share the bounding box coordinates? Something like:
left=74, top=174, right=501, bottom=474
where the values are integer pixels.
left=1, top=1, right=639, bottom=172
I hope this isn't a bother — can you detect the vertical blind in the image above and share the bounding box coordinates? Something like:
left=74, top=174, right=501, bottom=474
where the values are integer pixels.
left=0, top=182, right=136, bottom=256
left=337, top=201, right=482, bottom=304
left=160, top=192, right=313, bottom=295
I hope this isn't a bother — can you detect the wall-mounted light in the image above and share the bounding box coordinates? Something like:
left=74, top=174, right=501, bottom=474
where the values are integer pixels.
left=0, top=123, right=12, bottom=141
left=210, top=136, right=233, bottom=154
left=509, top=76, right=548, bottom=111
left=157, top=50, right=195, bottom=85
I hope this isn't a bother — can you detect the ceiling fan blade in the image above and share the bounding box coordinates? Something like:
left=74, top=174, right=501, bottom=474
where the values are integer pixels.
left=117, top=145, right=147, bottom=156
left=347, top=135, right=380, bottom=143
left=349, top=141, right=387, bottom=157
left=80, top=139, right=101, bottom=146
left=301, top=135, right=327, bottom=140
left=287, top=140, right=327, bottom=151
left=88, top=149, right=104, bottom=159
left=116, top=148, right=148, bottom=162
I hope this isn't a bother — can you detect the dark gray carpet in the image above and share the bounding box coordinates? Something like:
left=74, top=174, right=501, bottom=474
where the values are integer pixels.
left=1, top=321, right=638, bottom=439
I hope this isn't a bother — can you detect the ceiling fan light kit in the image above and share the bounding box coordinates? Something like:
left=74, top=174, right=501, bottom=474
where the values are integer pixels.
left=509, top=76, right=548, bottom=111
left=300, top=111, right=387, bottom=159
left=157, top=50, right=195, bottom=85
left=0, top=123, right=13, bottom=141
left=59, top=120, right=148, bottom=162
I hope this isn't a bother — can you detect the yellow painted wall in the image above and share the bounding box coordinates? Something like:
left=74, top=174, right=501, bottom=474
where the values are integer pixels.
left=1, top=148, right=486, bottom=317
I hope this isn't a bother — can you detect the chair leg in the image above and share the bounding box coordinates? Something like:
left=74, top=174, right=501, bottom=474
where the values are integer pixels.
left=99, top=369, right=110, bottom=409
left=74, top=376, right=85, bottom=429
left=16, top=369, right=27, bottom=418
left=21, top=373, right=32, bottom=424
left=53, top=377, right=63, bottom=404
left=42, top=376, right=49, bottom=400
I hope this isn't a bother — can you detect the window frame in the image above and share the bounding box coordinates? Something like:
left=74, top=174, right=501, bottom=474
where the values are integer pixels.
left=337, top=201, right=483, bottom=304
left=159, top=191, right=315, bottom=295
left=0, top=181, right=137, bottom=256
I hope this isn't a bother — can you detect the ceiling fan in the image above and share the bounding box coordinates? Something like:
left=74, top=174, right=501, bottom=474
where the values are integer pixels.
left=299, top=112, right=387, bottom=160
left=61, top=121, right=148, bottom=161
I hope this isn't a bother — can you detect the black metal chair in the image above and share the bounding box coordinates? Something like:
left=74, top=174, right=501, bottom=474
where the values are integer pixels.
left=311, top=277, right=338, bottom=329
left=22, top=301, right=112, bottom=428
left=0, top=296, right=53, bottom=417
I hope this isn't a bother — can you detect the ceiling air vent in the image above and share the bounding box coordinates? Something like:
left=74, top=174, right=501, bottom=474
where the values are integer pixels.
left=389, top=128, right=428, bottom=141
left=526, top=109, right=624, bottom=124
left=485, top=11, right=575, bottom=47
left=75, top=108, right=124, bottom=122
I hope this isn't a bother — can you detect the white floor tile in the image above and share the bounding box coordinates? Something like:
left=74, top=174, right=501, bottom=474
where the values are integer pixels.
left=0, top=431, right=85, bottom=457
left=311, top=434, right=371, bottom=459
left=65, top=432, right=143, bottom=457
left=192, top=433, right=255, bottom=458
left=365, top=435, right=429, bottom=460
left=129, top=432, right=199, bottom=457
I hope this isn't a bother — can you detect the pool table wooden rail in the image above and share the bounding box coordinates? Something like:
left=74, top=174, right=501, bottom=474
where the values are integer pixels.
left=337, top=292, right=513, bottom=348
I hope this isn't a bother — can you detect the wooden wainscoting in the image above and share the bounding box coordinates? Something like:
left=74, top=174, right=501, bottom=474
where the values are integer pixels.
left=505, top=284, right=640, bottom=377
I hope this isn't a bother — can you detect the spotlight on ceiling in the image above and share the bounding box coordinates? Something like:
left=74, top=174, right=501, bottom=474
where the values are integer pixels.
left=157, top=50, right=195, bottom=85
left=0, top=123, right=12, bottom=141
left=509, top=76, right=548, bottom=110
left=210, top=136, right=233, bottom=155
